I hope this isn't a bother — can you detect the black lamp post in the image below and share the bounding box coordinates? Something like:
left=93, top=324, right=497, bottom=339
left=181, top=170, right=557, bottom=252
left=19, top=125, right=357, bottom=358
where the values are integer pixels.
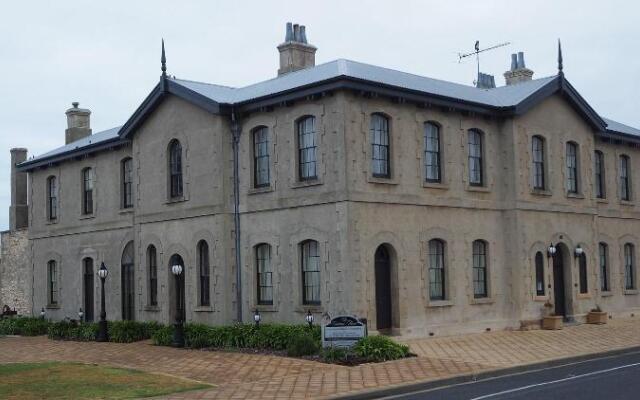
left=171, top=263, right=185, bottom=348
left=96, top=262, right=109, bottom=342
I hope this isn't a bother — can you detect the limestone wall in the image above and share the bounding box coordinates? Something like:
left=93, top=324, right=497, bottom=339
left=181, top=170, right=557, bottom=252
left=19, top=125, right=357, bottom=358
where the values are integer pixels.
left=0, top=229, right=30, bottom=315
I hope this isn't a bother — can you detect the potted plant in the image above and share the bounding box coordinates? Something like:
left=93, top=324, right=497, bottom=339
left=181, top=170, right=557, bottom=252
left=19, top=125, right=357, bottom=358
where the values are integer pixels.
left=586, top=305, right=607, bottom=324
left=542, top=301, right=563, bottom=330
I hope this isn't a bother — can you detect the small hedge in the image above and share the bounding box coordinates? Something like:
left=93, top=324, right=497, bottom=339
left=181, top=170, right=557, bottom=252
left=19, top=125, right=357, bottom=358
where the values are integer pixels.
left=353, top=335, right=410, bottom=362
left=47, top=321, right=98, bottom=341
left=47, top=320, right=162, bottom=343
left=0, top=317, right=49, bottom=336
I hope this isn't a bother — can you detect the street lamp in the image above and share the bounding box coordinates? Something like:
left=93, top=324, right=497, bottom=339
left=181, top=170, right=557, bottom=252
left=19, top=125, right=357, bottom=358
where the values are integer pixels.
left=547, top=243, right=557, bottom=259
left=78, top=308, right=84, bottom=323
left=574, top=245, right=584, bottom=259
left=96, top=262, right=109, bottom=342
left=253, top=309, right=261, bottom=327
left=305, top=310, right=314, bottom=328
left=40, top=307, right=45, bottom=320
left=171, top=263, right=185, bottom=348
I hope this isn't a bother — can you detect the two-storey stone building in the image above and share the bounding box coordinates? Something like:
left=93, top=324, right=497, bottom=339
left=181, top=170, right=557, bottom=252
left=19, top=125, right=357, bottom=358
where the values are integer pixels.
left=9, top=23, right=640, bottom=337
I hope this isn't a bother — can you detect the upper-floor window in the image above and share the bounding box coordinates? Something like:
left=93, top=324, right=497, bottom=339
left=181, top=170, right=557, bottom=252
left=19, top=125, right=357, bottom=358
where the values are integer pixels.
left=428, top=239, right=446, bottom=301
left=624, top=243, right=636, bottom=290
left=620, top=155, right=631, bottom=201
left=535, top=251, right=545, bottom=296
left=599, top=242, right=609, bottom=292
left=121, top=158, right=133, bottom=209
left=198, top=240, right=210, bottom=306
left=370, top=113, right=390, bottom=178
left=169, top=140, right=183, bottom=198
left=595, top=150, right=606, bottom=199
left=566, top=142, right=579, bottom=194
left=147, top=245, right=157, bottom=306
left=468, top=129, right=483, bottom=186
left=256, top=243, right=273, bottom=305
left=297, top=117, right=317, bottom=181
left=82, top=167, right=93, bottom=215
left=301, top=240, right=321, bottom=305
left=47, top=260, right=58, bottom=305
left=253, top=127, right=270, bottom=188
left=532, top=136, right=545, bottom=190
left=472, top=240, right=488, bottom=298
left=424, top=122, right=441, bottom=183
left=578, top=253, right=588, bottom=294
left=47, top=176, right=57, bottom=220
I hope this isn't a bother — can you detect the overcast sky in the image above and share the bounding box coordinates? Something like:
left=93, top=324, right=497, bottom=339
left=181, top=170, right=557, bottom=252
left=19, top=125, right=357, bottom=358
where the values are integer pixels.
left=0, top=1, right=638, bottom=231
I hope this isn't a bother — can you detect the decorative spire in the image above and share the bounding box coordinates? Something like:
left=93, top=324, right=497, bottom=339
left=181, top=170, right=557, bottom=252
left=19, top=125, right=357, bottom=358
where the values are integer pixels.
left=161, top=39, right=167, bottom=78
left=557, top=39, right=563, bottom=74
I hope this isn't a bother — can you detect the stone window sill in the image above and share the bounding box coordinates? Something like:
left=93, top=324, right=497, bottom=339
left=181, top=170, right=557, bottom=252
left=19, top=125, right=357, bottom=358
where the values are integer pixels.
left=427, top=300, right=453, bottom=308
left=577, top=293, right=591, bottom=299
left=422, top=181, right=449, bottom=190
left=79, top=214, right=95, bottom=220
left=530, top=189, right=552, bottom=197
left=194, top=306, right=214, bottom=313
left=296, top=305, right=323, bottom=314
left=566, top=192, right=584, bottom=199
left=367, top=176, right=399, bottom=185
left=534, top=295, right=548, bottom=302
left=166, top=197, right=187, bottom=205
left=620, top=200, right=634, bottom=207
left=45, top=220, right=58, bottom=225
left=601, top=291, right=613, bottom=297
left=248, top=186, right=274, bottom=195
left=466, top=185, right=490, bottom=193
left=470, top=297, right=494, bottom=305
left=255, top=304, right=278, bottom=313
left=291, top=179, right=323, bottom=189
left=119, top=208, right=134, bottom=215
left=624, top=289, right=638, bottom=295
left=144, top=305, right=161, bottom=312
left=46, top=304, right=60, bottom=310
left=596, top=198, right=608, bottom=204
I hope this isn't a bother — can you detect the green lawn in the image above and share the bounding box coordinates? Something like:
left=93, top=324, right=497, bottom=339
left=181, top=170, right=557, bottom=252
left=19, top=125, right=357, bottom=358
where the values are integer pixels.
left=0, top=362, right=211, bottom=399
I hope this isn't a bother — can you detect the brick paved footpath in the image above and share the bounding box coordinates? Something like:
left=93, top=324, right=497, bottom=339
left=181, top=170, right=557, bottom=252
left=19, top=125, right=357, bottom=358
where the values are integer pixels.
left=1, top=318, right=639, bottom=399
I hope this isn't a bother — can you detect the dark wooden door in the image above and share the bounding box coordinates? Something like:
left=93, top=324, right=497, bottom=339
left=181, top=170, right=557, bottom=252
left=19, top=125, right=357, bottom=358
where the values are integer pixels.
left=375, top=246, right=392, bottom=330
left=83, top=260, right=94, bottom=322
left=553, top=248, right=566, bottom=317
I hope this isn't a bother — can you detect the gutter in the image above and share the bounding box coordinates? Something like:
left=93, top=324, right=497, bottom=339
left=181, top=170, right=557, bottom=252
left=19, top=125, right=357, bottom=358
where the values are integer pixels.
left=230, top=109, right=243, bottom=323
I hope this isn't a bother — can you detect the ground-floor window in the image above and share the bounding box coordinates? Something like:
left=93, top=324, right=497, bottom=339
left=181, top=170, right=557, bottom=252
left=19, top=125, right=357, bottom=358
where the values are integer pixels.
left=301, top=240, right=321, bottom=305
left=428, top=239, right=445, bottom=301
left=256, top=244, right=273, bottom=305
left=599, top=243, right=609, bottom=292
left=578, top=253, right=588, bottom=294
left=535, top=252, right=545, bottom=296
left=624, top=243, right=636, bottom=290
left=47, top=260, right=58, bottom=306
left=472, top=240, right=488, bottom=298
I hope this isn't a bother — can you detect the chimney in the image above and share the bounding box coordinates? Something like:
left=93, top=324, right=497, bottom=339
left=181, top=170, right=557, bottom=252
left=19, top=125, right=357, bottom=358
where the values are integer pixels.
left=65, top=102, right=92, bottom=144
left=277, top=22, right=317, bottom=76
left=476, top=72, right=496, bottom=89
left=503, top=51, right=534, bottom=85
left=9, top=148, right=28, bottom=231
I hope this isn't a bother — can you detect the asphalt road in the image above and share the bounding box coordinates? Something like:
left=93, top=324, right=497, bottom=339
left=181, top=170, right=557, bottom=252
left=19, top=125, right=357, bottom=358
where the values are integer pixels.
left=382, top=350, right=640, bottom=400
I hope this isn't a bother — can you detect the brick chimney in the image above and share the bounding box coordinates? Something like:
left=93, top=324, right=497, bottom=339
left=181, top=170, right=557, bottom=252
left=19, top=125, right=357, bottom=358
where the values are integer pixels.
left=65, top=102, right=92, bottom=144
left=503, top=52, right=534, bottom=85
left=277, top=22, right=317, bottom=76
left=9, top=148, right=28, bottom=230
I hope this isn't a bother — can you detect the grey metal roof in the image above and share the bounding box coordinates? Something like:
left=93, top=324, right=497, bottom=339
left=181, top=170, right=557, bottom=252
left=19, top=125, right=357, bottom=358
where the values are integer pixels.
left=603, top=118, right=640, bottom=137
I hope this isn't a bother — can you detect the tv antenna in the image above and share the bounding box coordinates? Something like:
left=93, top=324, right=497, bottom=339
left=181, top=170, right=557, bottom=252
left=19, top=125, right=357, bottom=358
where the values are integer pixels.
left=459, top=40, right=511, bottom=79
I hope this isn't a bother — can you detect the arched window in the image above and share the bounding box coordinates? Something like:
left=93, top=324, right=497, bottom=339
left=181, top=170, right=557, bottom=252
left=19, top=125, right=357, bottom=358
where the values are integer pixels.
left=47, top=176, right=57, bottom=220
left=121, top=241, right=135, bottom=321
left=428, top=239, right=445, bottom=300
left=468, top=129, right=483, bottom=186
left=535, top=252, right=545, bottom=296
left=198, top=240, right=210, bottom=306
left=121, top=158, right=133, bottom=209
left=82, top=167, right=93, bottom=214
left=297, top=117, right=317, bottom=181
left=594, top=151, right=605, bottom=199
left=301, top=240, right=320, bottom=305
left=256, top=244, right=273, bottom=305
left=599, top=242, right=609, bottom=291
left=147, top=245, right=158, bottom=306
left=578, top=253, right=588, bottom=294
left=620, top=155, right=631, bottom=201
left=566, top=142, right=579, bottom=194
left=624, top=243, right=636, bottom=290
left=472, top=240, right=488, bottom=298
left=169, top=140, right=183, bottom=198
left=424, top=122, right=441, bottom=183
left=47, top=260, right=58, bottom=305
left=253, top=127, right=270, bottom=187
left=371, top=113, right=390, bottom=178
left=532, top=136, right=545, bottom=190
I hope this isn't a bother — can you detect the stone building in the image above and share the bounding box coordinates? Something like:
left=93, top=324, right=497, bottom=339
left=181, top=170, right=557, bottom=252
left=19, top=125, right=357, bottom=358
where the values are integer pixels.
left=9, top=23, right=640, bottom=337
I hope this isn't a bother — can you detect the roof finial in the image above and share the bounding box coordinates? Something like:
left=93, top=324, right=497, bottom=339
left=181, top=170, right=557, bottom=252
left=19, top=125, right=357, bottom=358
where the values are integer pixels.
left=557, top=39, right=563, bottom=74
left=161, top=39, right=167, bottom=77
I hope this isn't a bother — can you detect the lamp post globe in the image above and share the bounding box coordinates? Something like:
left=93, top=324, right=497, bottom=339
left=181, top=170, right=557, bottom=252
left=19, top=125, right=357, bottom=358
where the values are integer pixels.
left=78, top=308, right=84, bottom=322
left=547, top=243, right=557, bottom=258
left=575, top=245, right=584, bottom=258
left=305, top=310, right=314, bottom=328
left=253, top=309, right=261, bottom=327
left=40, top=307, right=45, bottom=320
left=172, top=264, right=185, bottom=348
left=96, top=262, right=109, bottom=342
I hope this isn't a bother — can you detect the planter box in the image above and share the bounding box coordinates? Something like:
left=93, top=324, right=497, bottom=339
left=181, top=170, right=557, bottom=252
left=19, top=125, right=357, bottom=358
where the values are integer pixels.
left=586, top=311, right=608, bottom=325
left=542, top=315, right=563, bottom=330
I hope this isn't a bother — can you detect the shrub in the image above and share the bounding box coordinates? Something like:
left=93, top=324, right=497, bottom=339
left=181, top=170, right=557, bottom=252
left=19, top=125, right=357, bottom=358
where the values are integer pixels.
left=47, top=321, right=97, bottom=341
left=109, top=321, right=162, bottom=343
left=286, top=334, right=320, bottom=357
left=321, top=346, right=351, bottom=363
left=353, top=335, right=410, bottom=362
left=151, top=325, right=173, bottom=346
left=0, top=317, right=49, bottom=336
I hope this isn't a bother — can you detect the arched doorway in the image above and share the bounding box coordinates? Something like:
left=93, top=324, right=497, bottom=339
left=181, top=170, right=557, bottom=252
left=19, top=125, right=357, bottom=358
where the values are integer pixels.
left=375, top=245, right=392, bottom=331
left=552, top=243, right=573, bottom=318
left=169, top=254, right=186, bottom=323
left=121, top=242, right=135, bottom=321
left=82, top=258, right=94, bottom=322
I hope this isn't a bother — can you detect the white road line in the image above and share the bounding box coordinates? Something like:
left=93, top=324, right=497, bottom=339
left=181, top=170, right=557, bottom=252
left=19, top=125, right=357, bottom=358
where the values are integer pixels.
left=468, top=362, right=640, bottom=400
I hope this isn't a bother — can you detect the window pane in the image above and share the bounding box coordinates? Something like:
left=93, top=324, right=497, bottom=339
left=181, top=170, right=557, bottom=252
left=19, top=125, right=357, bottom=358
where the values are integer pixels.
left=424, top=123, right=441, bottom=182
left=169, top=141, right=183, bottom=197
left=302, top=240, right=320, bottom=304
left=579, top=254, right=588, bottom=294
left=595, top=151, right=605, bottom=198
left=599, top=243, right=609, bottom=291
left=625, top=244, right=635, bottom=290
left=371, top=114, right=390, bottom=177
left=253, top=127, right=270, bottom=187
left=472, top=241, right=487, bottom=298
left=428, top=240, right=445, bottom=300
left=468, top=130, right=483, bottom=185
left=535, top=252, right=545, bottom=295
left=148, top=246, right=157, bottom=306
left=566, top=143, right=578, bottom=193
left=532, top=137, right=545, bottom=190
left=298, top=117, right=317, bottom=180
left=620, top=156, right=630, bottom=201
left=199, top=242, right=210, bottom=306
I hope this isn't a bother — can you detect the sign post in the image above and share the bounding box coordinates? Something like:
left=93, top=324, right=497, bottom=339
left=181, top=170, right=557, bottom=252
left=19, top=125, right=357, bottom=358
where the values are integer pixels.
left=322, top=315, right=367, bottom=348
